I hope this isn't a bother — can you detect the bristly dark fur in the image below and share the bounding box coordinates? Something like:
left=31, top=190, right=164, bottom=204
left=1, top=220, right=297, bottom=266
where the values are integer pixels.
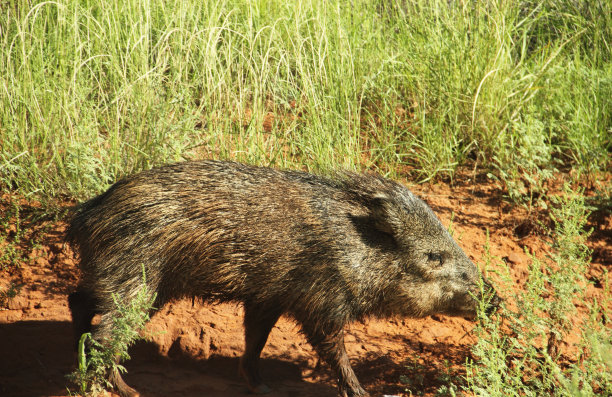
left=67, top=160, right=499, bottom=397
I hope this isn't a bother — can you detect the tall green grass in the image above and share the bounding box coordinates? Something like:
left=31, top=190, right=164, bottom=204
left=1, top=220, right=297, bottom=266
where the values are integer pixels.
left=1, top=0, right=610, bottom=200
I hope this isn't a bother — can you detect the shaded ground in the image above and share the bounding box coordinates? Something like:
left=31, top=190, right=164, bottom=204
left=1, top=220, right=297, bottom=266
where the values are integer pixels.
left=0, top=171, right=609, bottom=397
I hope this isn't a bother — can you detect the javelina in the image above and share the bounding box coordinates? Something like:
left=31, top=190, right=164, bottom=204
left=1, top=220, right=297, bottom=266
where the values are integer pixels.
left=67, top=160, right=499, bottom=397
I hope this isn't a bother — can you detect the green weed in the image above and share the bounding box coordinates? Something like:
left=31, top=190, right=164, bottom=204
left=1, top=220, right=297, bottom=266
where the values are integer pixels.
left=0, top=281, right=22, bottom=308
left=465, top=187, right=610, bottom=396
left=68, top=273, right=156, bottom=396
left=0, top=196, right=26, bottom=268
left=0, top=194, right=57, bottom=269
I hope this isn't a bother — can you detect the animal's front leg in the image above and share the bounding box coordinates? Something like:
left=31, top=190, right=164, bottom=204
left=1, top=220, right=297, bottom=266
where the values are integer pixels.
left=304, top=326, right=369, bottom=397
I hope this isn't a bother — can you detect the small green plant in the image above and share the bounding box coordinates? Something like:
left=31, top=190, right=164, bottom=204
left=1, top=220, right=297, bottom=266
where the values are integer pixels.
left=68, top=271, right=156, bottom=396
left=435, top=360, right=460, bottom=396
left=0, top=195, right=58, bottom=269
left=0, top=196, right=24, bottom=268
left=465, top=187, right=610, bottom=396
left=0, top=282, right=22, bottom=308
left=401, top=354, right=426, bottom=395
left=544, top=186, right=593, bottom=358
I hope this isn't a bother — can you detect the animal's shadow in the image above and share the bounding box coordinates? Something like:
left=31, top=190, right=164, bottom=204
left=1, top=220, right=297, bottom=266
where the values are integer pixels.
left=0, top=319, right=472, bottom=397
left=0, top=319, right=332, bottom=397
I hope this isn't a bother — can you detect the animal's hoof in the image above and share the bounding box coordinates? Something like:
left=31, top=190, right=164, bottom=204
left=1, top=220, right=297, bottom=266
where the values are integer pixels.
left=117, top=385, right=140, bottom=397
left=249, top=383, right=272, bottom=394
left=111, top=369, right=140, bottom=397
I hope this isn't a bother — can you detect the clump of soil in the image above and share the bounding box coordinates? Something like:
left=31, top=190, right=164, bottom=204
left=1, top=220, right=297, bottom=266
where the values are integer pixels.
left=0, top=172, right=609, bottom=397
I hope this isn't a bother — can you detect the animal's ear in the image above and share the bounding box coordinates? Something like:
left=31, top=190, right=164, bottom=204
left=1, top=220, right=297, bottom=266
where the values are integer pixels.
left=370, top=194, right=402, bottom=237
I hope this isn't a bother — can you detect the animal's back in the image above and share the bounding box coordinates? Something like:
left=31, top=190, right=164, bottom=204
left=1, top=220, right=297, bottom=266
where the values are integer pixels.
left=66, top=160, right=359, bottom=307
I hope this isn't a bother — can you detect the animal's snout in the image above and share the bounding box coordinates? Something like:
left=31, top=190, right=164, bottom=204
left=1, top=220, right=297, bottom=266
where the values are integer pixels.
left=483, top=279, right=502, bottom=316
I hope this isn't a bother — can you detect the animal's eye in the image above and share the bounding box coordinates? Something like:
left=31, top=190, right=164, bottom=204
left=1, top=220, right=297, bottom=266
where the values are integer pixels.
left=427, top=252, right=443, bottom=267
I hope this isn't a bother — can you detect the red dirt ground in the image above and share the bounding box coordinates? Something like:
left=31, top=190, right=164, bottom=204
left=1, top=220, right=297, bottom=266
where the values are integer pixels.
left=0, top=172, right=609, bottom=397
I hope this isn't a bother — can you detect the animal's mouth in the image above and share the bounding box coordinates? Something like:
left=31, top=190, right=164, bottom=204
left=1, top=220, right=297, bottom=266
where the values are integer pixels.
left=484, top=292, right=502, bottom=316
left=479, top=278, right=502, bottom=317
left=460, top=311, right=478, bottom=321
left=451, top=288, right=502, bottom=319
left=441, top=303, right=478, bottom=320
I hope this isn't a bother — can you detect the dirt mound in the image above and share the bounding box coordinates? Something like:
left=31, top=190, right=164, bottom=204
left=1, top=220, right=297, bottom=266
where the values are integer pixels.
left=1, top=174, right=609, bottom=397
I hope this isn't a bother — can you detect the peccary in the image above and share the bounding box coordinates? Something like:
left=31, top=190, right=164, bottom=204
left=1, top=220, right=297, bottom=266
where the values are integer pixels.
left=67, top=160, right=499, bottom=397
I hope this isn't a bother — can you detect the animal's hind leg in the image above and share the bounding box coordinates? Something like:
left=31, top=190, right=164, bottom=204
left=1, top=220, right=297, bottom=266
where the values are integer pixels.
left=68, top=288, right=97, bottom=350
left=69, top=289, right=140, bottom=396
left=109, top=364, right=140, bottom=397
left=239, top=303, right=282, bottom=394
left=92, top=310, right=141, bottom=397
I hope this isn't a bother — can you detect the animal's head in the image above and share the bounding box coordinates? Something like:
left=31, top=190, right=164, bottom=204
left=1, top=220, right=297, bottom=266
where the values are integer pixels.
left=358, top=180, right=501, bottom=319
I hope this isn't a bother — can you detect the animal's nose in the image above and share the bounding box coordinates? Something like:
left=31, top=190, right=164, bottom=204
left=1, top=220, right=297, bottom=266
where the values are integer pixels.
left=482, top=279, right=502, bottom=316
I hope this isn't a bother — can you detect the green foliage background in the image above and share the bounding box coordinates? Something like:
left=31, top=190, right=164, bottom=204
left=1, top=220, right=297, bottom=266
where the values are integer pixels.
left=1, top=0, right=609, bottom=200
